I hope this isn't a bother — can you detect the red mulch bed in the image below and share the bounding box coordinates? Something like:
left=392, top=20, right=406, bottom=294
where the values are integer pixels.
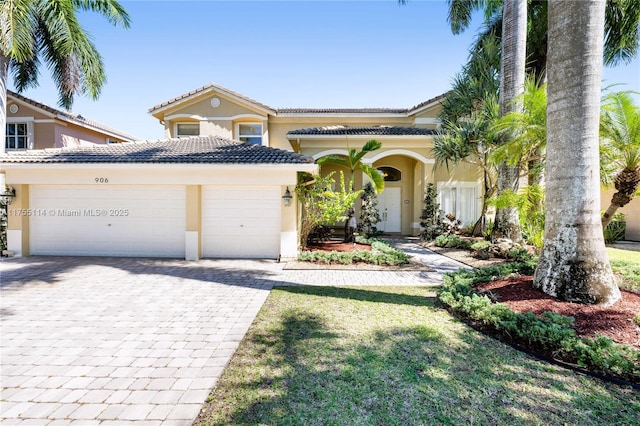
left=304, top=240, right=372, bottom=253
left=475, top=276, right=640, bottom=349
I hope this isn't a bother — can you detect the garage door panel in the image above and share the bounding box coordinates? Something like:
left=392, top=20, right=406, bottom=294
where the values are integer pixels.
left=30, top=185, right=185, bottom=258
left=202, top=186, right=281, bottom=258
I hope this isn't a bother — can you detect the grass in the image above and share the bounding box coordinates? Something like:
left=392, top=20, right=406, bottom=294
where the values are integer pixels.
left=607, top=247, right=640, bottom=293
left=194, top=286, right=639, bottom=425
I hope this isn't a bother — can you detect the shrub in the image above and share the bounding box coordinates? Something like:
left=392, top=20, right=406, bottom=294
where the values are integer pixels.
left=420, top=183, right=445, bottom=240
left=603, top=212, right=626, bottom=243
left=438, top=264, right=640, bottom=383
left=358, top=182, right=381, bottom=238
left=298, top=239, right=410, bottom=266
left=435, top=234, right=472, bottom=249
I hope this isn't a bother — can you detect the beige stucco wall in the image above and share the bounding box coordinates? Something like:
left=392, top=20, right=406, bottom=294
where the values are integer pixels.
left=2, top=164, right=314, bottom=259
left=601, top=187, right=640, bottom=241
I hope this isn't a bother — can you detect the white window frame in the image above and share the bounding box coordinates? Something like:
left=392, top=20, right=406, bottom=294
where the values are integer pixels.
left=6, top=117, right=34, bottom=150
left=235, top=122, right=264, bottom=146
left=175, top=122, right=200, bottom=138
left=437, top=181, right=481, bottom=226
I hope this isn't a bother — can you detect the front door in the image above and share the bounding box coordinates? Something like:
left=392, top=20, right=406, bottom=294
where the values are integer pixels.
left=377, top=187, right=401, bottom=233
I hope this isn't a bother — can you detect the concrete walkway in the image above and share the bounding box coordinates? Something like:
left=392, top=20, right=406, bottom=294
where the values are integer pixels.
left=0, top=240, right=466, bottom=425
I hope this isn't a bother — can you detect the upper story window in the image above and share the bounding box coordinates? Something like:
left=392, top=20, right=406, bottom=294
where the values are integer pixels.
left=378, top=166, right=402, bottom=182
left=176, top=123, right=200, bottom=137
left=237, top=123, right=262, bottom=145
left=6, top=123, right=28, bottom=150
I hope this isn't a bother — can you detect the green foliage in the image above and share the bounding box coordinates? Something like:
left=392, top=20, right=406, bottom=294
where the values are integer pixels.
left=296, top=172, right=361, bottom=248
left=298, top=240, right=410, bottom=266
left=316, top=140, right=384, bottom=193
left=633, top=315, right=640, bottom=326
left=358, top=182, right=381, bottom=238
left=470, top=240, right=491, bottom=252
left=439, top=264, right=640, bottom=383
left=435, top=234, right=472, bottom=249
left=419, top=183, right=445, bottom=240
left=603, top=212, right=626, bottom=243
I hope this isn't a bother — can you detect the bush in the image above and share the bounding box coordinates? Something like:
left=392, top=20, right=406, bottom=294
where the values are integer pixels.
left=604, top=212, right=626, bottom=243
left=438, top=264, right=640, bottom=383
left=435, top=234, right=472, bottom=249
left=298, top=239, right=410, bottom=266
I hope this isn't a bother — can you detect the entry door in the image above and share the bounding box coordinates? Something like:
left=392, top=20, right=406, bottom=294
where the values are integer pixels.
left=377, top=187, right=401, bottom=233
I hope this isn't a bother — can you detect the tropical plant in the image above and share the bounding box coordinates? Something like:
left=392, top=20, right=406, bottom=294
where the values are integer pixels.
left=316, top=139, right=384, bottom=193
left=296, top=172, right=362, bottom=249
left=534, top=0, right=620, bottom=306
left=0, top=0, right=131, bottom=152
left=599, top=91, right=640, bottom=228
left=358, top=182, right=381, bottom=238
left=419, top=183, right=445, bottom=241
left=435, top=95, right=500, bottom=236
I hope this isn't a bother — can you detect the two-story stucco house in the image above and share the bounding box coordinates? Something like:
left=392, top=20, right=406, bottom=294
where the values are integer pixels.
left=148, top=83, right=484, bottom=237
left=5, top=90, right=137, bottom=151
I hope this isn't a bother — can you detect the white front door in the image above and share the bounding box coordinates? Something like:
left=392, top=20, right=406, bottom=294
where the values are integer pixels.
left=30, top=185, right=186, bottom=257
left=377, top=187, right=401, bottom=233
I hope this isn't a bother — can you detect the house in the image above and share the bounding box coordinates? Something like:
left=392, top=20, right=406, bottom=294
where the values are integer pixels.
left=5, top=90, right=138, bottom=150
left=148, top=83, right=483, bottom=237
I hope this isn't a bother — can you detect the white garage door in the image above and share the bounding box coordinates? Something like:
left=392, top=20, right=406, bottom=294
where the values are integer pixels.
left=202, top=186, right=281, bottom=258
left=30, top=185, right=186, bottom=257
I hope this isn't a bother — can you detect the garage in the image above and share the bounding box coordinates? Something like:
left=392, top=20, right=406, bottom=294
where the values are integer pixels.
left=1, top=136, right=316, bottom=260
left=30, top=185, right=186, bottom=257
left=202, top=186, right=281, bottom=258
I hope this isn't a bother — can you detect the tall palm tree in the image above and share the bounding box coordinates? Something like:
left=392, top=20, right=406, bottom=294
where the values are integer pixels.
left=600, top=91, right=640, bottom=228
left=316, top=139, right=385, bottom=193
left=534, top=0, right=620, bottom=306
left=0, top=0, right=130, bottom=153
left=493, top=0, right=527, bottom=243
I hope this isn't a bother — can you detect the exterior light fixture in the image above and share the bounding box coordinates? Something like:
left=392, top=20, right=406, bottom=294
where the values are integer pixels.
left=0, top=186, right=16, bottom=206
left=282, top=187, right=293, bottom=207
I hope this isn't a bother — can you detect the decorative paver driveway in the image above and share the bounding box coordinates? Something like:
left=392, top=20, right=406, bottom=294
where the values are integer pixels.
left=1, top=242, right=467, bottom=425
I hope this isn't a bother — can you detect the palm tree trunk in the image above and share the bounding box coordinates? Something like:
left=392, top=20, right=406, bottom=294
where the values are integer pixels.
left=534, top=0, right=620, bottom=306
left=493, top=0, right=527, bottom=243
left=0, top=53, right=8, bottom=155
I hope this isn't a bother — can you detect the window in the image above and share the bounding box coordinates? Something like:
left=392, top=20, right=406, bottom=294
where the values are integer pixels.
left=438, top=183, right=478, bottom=226
left=176, top=123, right=200, bottom=137
left=6, top=123, right=28, bottom=150
left=237, top=123, right=262, bottom=145
left=377, top=166, right=402, bottom=182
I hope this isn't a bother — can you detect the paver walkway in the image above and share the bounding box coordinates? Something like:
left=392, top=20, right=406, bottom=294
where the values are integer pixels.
left=0, top=240, right=467, bottom=425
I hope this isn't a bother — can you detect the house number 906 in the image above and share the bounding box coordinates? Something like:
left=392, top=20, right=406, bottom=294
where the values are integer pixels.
left=95, top=177, right=109, bottom=183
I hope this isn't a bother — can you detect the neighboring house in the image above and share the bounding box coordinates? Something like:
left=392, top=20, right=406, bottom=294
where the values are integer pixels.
left=148, top=83, right=483, bottom=236
left=1, top=137, right=316, bottom=259
left=5, top=90, right=137, bottom=151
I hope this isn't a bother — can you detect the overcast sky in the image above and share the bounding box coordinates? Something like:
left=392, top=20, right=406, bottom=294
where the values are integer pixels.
left=9, top=0, right=639, bottom=141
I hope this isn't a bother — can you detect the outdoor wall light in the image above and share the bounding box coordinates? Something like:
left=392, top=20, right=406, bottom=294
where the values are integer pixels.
left=282, top=187, right=293, bottom=207
left=0, top=186, right=16, bottom=206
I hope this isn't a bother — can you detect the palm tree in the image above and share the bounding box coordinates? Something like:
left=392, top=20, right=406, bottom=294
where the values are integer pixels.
left=600, top=91, right=640, bottom=228
left=492, top=0, right=527, bottom=243
left=533, top=0, right=620, bottom=306
left=316, top=139, right=384, bottom=193
left=0, top=0, right=130, bottom=153
left=442, top=0, right=638, bottom=76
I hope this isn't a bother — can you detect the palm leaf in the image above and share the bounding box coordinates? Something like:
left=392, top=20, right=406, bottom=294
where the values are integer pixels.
left=359, top=163, right=385, bottom=194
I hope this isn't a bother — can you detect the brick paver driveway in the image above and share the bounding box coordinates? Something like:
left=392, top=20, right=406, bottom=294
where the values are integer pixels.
left=1, top=257, right=281, bottom=425
left=1, top=244, right=464, bottom=425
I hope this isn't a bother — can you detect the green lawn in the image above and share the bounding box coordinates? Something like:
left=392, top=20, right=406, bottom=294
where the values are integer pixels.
left=608, top=247, right=640, bottom=293
left=194, top=286, right=639, bottom=426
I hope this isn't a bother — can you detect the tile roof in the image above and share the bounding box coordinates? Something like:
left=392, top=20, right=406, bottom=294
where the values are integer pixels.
left=0, top=136, right=314, bottom=165
left=287, top=126, right=437, bottom=136
left=8, top=90, right=138, bottom=141
left=148, top=82, right=275, bottom=114
left=277, top=108, right=407, bottom=114
left=148, top=82, right=446, bottom=117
